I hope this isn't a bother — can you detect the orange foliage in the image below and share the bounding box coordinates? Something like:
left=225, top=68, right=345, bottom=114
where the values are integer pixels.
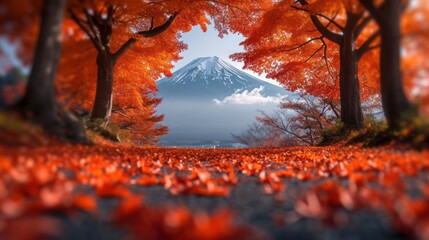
left=0, top=0, right=275, bottom=143
left=231, top=0, right=380, bottom=102
left=56, top=0, right=269, bottom=143
left=402, top=0, right=429, bottom=115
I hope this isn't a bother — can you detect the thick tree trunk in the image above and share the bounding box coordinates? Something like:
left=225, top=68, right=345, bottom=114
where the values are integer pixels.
left=22, top=0, right=86, bottom=142
left=378, top=1, right=412, bottom=129
left=24, top=0, right=63, bottom=114
left=91, top=51, right=114, bottom=122
left=339, top=14, right=364, bottom=129
left=339, top=48, right=363, bottom=128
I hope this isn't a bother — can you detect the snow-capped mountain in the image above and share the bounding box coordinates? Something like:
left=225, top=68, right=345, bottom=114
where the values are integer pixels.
left=157, top=56, right=286, bottom=100
left=155, top=56, right=291, bottom=147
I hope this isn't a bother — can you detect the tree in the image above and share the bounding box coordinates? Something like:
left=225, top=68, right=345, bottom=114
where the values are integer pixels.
left=65, top=0, right=266, bottom=124
left=0, top=0, right=86, bottom=141
left=232, top=0, right=380, bottom=129
left=258, top=94, right=338, bottom=146
left=59, top=0, right=269, bottom=143
left=234, top=94, right=338, bottom=147
left=109, top=94, right=168, bottom=145
left=67, top=1, right=180, bottom=123
left=296, top=0, right=380, bottom=129
left=359, top=0, right=414, bottom=130
left=60, top=1, right=191, bottom=143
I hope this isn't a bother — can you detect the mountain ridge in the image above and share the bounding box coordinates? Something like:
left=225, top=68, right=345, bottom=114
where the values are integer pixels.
left=157, top=56, right=287, bottom=100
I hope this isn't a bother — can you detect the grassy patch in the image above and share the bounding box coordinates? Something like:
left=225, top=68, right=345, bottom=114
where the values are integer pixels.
left=319, top=121, right=348, bottom=146
left=0, top=111, right=48, bottom=146
left=84, top=118, right=134, bottom=145
left=319, top=112, right=429, bottom=149
left=319, top=117, right=388, bottom=147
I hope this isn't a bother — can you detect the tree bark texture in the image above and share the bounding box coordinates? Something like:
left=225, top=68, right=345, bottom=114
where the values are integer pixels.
left=298, top=0, right=365, bottom=129
left=22, top=0, right=86, bottom=142
left=378, top=1, right=412, bottom=129
left=359, top=0, right=413, bottom=130
left=339, top=13, right=364, bottom=128
left=90, top=51, right=114, bottom=122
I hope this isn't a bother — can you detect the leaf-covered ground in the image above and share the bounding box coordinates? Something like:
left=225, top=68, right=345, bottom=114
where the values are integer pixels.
left=1, top=142, right=429, bottom=240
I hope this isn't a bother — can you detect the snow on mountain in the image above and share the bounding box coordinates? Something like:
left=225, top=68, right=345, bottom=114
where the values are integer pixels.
left=157, top=56, right=288, bottom=100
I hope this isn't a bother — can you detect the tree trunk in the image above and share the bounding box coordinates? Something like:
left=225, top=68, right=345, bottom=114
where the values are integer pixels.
left=339, top=15, right=364, bottom=129
left=24, top=0, right=63, bottom=114
left=91, top=51, right=114, bottom=123
left=22, top=0, right=86, bottom=142
left=378, top=0, right=412, bottom=129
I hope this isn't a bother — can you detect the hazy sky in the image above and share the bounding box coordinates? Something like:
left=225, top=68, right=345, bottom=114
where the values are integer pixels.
left=171, top=24, right=280, bottom=86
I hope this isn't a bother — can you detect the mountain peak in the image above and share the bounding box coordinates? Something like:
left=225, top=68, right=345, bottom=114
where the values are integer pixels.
left=157, top=56, right=286, bottom=100
left=195, top=56, right=219, bottom=61
left=194, top=56, right=220, bottom=62
left=185, top=56, right=223, bottom=72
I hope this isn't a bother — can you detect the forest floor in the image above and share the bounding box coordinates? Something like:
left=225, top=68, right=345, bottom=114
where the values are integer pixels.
left=1, top=137, right=429, bottom=240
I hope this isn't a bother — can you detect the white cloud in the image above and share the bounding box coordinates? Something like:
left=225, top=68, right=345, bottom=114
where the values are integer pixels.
left=213, top=87, right=284, bottom=105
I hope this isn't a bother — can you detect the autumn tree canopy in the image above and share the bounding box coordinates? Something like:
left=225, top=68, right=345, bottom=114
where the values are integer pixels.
left=57, top=0, right=271, bottom=143
left=231, top=0, right=381, bottom=129
left=0, top=0, right=428, bottom=142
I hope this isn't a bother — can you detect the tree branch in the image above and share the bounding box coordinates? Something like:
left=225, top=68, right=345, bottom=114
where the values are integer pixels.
left=304, top=44, right=324, bottom=62
left=357, top=31, right=380, bottom=59
left=292, top=2, right=342, bottom=44
left=83, top=9, right=102, bottom=44
left=310, top=16, right=342, bottom=44
left=359, top=0, right=381, bottom=23
left=113, top=38, right=137, bottom=62
left=354, top=15, right=372, bottom=39
left=329, top=100, right=341, bottom=119
left=68, top=8, right=103, bottom=52
left=266, top=111, right=314, bottom=146
left=136, top=11, right=180, bottom=38
left=293, top=1, right=344, bottom=32
left=320, top=38, right=334, bottom=79
left=275, top=36, right=323, bottom=53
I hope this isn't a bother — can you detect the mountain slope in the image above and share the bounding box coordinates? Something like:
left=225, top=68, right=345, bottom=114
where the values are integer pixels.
left=157, top=56, right=286, bottom=100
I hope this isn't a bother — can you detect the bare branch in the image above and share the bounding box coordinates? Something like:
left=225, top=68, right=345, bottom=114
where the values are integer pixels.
left=81, top=5, right=103, bottom=45
left=304, top=44, right=324, bottom=62
left=320, top=38, right=334, bottom=79
left=68, top=8, right=103, bottom=52
left=274, top=36, right=323, bottom=53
